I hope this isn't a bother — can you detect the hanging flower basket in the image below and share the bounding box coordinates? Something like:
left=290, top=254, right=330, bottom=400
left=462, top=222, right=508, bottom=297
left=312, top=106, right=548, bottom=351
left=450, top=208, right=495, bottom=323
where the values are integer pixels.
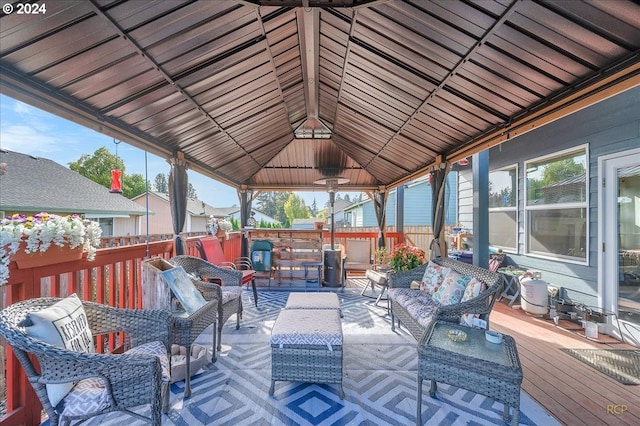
left=11, top=241, right=84, bottom=269
left=1, top=212, right=102, bottom=285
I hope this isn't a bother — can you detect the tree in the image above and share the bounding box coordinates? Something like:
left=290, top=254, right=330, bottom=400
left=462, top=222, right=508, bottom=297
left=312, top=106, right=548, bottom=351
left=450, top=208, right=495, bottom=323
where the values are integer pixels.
left=187, top=182, right=197, bottom=198
left=154, top=172, right=197, bottom=198
left=542, top=158, right=585, bottom=186
left=256, top=191, right=292, bottom=225
left=127, top=174, right=148, bottom=199
left=154, top=173, right=168, bottom=192
left=283, top=193, right=309, bottom=227
left=69, top=147, right=149, bottom=198
left=309, top=198, right=319, bottom=217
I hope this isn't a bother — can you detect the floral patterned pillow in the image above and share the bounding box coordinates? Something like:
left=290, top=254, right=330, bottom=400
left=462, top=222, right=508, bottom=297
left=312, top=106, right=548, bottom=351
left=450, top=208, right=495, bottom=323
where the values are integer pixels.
left=432, top=270, right=471, bottom=305
left=459, top=278, right=486, bottom=327
left=420, top=261, right=451, bottom=294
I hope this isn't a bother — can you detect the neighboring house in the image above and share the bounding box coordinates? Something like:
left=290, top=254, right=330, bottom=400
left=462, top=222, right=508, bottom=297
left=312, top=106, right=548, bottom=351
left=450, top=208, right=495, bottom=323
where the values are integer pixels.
left=455, top=87, right=640, bottom=345
left=131, top=192, right=279, bottom=234
left=343, top=174, right=458, bottom=228
left=131, top=191, right=212, bottom=234
left=332, top=198, right=352, bottom=227
left=0, top=149, right=149, bottom=237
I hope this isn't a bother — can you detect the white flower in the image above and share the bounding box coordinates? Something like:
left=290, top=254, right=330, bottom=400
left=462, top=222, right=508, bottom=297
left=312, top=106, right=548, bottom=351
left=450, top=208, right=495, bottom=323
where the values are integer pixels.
left=0, top=212, right=102, bottom=285
left=218, top=219, right=233, bottom=232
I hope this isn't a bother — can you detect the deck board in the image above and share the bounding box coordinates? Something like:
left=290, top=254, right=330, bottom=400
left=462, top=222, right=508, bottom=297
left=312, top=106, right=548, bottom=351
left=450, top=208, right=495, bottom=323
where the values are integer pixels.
left=491, top=302, right=640, bottom=426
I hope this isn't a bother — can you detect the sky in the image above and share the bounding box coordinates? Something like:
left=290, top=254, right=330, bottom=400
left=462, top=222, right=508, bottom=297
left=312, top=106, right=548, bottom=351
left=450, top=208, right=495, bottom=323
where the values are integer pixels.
left=0, top=94, right=341, bottom=209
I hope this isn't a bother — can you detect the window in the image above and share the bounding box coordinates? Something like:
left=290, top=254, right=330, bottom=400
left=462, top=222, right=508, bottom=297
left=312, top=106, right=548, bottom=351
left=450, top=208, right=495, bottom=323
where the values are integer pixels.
left=489, top=166, right=517, bottom=252
left=98, top=218, right=113, bottom=237
left=525, top=146, right=587, bottom=261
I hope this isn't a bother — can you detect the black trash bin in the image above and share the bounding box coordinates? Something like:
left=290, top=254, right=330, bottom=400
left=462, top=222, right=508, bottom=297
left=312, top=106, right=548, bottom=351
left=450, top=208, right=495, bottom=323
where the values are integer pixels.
left=251, top=240, right=273, bottom=272
left=323, top=249, right=343, bottom=287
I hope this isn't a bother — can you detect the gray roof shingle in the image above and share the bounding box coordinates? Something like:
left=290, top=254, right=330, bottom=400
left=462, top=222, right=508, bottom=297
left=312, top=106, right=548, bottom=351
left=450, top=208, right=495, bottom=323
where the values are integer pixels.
left=0, top=149, right=148, bottom=216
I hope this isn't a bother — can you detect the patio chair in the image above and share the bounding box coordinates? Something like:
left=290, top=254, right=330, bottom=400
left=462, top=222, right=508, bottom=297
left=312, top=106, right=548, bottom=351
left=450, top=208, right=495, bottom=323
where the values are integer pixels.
left=0, top=296, right=171, bottom=426
left=343, top=239, right=372, bottom=277
left=169, top=255, right=243, bottom=351
left=196, top=236, right=258, bottom=306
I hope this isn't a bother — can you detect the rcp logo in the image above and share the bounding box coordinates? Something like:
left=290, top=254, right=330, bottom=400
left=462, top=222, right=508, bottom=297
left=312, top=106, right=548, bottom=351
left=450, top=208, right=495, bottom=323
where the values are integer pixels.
left=607, top=404, right=627, bottom=415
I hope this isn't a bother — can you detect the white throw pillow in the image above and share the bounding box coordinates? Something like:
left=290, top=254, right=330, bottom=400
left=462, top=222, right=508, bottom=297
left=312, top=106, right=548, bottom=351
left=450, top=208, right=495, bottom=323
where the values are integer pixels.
left=25, top=294, right=95, bottom=407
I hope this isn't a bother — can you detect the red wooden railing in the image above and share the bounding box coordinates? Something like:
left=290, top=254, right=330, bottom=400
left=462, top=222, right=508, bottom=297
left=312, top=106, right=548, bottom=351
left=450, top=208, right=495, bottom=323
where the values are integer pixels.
left=0, top=229, right=406, bottom=425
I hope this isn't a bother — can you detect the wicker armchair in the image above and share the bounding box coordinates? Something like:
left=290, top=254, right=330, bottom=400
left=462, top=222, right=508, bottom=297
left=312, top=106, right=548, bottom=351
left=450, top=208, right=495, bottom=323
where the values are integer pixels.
left=0, top=297, right=171, bottom=426
left=170, top=255, right=243, bottom=351
left=388, top=257, right=503, bottom=341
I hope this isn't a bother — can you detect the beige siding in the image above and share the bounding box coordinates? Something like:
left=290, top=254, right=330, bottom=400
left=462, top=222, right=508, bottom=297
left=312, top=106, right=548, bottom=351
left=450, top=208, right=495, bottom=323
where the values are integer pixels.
left=113, top=217, right=140, bottom=236
left=133, top=194, right=211, bottom=234
left=190, top=216, right=209, bottom=233
left=135, top=195, right=174, bottom=234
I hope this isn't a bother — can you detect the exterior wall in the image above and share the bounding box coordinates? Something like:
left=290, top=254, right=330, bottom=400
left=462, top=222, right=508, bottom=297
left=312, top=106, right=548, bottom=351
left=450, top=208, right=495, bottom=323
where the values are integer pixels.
left=467, top=87, right=640, bottom=306
left=190, top=215, right=208, bottom=233
left=113, top=217, right=140, bottom=236
left=134, top=194, right=173, bottom=234
left=346, top=174, right=458, bottom=227
left=456, top=167, right=474, bottom=231
left=352, top=207, right=364, bottom=227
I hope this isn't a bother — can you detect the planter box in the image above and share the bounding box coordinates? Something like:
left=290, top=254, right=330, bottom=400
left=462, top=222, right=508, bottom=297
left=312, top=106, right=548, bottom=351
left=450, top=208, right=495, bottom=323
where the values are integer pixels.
left=12, top=243, right=83, bottom=269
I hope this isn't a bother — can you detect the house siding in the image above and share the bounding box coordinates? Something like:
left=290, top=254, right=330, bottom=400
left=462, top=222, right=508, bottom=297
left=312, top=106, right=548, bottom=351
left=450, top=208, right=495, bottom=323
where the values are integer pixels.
left=348, top=175, right=458, bottom=227
left=136, top=195, right=172, bottom=234
left=457, top=168, right=474, bottom=231
left=478, top=87, right=640, bottom=305
left=113, top=217, right=140, bottom=236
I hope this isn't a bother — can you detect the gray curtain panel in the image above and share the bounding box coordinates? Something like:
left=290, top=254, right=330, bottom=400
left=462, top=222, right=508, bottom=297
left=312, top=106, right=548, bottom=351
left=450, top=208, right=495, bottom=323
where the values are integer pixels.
left=169, top=157, right=189, bottom=255
left=239, top=188, right=253, bottom=259
left=429, top=165, right=449, bottom=259
left=373, top=190, right=387, bottom=249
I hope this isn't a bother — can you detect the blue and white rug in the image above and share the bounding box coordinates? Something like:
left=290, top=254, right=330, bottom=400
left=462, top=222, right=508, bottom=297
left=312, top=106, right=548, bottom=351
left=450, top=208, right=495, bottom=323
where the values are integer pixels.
left=75, top=289, right=558, bottom=425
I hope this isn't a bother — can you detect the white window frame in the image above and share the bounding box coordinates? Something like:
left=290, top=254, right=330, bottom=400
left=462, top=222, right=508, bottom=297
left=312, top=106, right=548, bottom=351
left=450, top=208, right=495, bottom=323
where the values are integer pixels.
left=524, top=144, right=589, bottom=265
left=488, top=164, right=518, bottom=253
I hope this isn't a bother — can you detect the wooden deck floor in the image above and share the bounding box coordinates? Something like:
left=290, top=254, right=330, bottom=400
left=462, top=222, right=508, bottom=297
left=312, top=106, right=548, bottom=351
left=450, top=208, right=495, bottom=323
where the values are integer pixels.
left=485, top=302, right=638, bottom=426
left=345, top=275, right=639, bottom=426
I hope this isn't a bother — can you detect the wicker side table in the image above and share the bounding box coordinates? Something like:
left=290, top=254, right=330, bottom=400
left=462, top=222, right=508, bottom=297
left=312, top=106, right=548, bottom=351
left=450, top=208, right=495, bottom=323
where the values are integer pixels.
left=417, top=321, right=522, bottom=426
left=172, top=300, right=218, bottom=398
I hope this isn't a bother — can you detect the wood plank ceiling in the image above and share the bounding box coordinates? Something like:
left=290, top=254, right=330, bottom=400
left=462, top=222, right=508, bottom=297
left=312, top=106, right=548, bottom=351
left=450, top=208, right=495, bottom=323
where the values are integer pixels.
left=1, top=0, right=639, bottom=192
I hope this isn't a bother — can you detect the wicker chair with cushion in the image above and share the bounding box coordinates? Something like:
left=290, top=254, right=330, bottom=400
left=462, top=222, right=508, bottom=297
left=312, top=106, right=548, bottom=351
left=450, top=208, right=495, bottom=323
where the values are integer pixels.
left=170, top=255, right=243, bottom=351
left=0, top=296, right=172, bottom=426
left=196, top=236, right=258, bottom=306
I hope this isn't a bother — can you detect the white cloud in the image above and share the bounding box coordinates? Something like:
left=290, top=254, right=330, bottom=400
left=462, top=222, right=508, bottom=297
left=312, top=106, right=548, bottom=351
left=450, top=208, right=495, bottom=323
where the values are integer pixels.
left=0, top=125, right=61, bottom=153
left=13, top=100, right=38, bottom=115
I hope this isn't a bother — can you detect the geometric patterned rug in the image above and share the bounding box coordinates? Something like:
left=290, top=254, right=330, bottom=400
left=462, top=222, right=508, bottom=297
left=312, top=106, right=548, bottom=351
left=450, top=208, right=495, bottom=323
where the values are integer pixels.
left=560, top=348, right=640, bottom=385
left=67, top=289, right=559, bottom=426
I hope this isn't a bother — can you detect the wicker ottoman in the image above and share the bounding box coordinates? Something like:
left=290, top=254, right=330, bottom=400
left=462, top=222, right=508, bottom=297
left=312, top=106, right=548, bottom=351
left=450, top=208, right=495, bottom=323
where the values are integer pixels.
left=284, top=292, right=343, bottom=317
left=269, top=309, right=344, bottom=398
